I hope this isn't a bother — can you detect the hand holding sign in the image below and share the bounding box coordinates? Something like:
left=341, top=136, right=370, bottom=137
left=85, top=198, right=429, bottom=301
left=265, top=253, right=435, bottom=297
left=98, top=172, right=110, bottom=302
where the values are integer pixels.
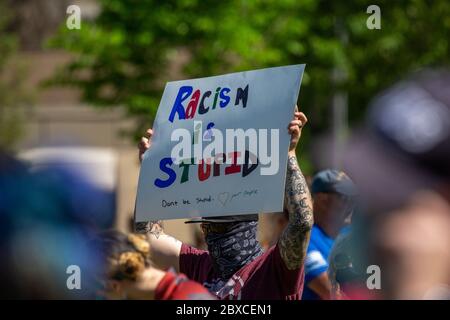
left=135, top=65, right=305, bottom=222
left=288, top=106, right=308, bottom=155
left=138, top=129, right=153, bottom=163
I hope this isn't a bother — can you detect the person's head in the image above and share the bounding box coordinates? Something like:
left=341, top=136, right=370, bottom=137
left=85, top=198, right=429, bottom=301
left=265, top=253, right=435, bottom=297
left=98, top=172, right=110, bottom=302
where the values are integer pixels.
left=369, top=192, right=450, bottom=299
left=0, top=151, right=103, bottom=299
left=90, top=230, right=160, bottom=300
left=342, top=68, right=450, bottom=299
left=185, top=214, right=263, bottom=279
left=311, top=170, right=357, bottom=237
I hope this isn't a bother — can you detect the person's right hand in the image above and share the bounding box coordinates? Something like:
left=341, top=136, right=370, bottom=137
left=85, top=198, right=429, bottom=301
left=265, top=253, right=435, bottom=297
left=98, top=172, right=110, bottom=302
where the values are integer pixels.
left=138, top=128, right=153, bottom=163
left=288, top=105, right=308, bottom=156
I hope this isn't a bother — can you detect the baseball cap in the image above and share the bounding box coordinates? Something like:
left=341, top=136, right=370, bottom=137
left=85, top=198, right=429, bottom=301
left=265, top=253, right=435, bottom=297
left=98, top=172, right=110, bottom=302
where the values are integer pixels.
left=184, top=214, right=259, bottom=224
left=311, top=169, right=357, bottom=197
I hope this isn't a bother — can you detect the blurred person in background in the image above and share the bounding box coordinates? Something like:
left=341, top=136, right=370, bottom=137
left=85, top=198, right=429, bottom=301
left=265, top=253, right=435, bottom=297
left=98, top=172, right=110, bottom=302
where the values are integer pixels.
left=135, top=109, right=314, bottom=300
left=342, top=69, right=450, bottom=300
left=301, top=169, right=357, bottom=300
left=327, top=228, right=371, bottom=300
left=89, top=230, right=214, bottom=300
left=251, top=169, right=357, bottom=300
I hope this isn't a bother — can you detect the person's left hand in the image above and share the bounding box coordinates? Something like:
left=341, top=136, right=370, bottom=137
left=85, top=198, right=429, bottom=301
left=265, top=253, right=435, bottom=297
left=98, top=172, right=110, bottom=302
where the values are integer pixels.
left=288, top=105, right=308, bottom=155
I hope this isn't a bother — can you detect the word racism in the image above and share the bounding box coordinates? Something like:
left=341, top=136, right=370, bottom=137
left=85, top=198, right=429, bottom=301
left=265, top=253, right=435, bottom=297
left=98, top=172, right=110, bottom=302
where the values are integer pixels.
left=168, top=84, right=249, bottom=122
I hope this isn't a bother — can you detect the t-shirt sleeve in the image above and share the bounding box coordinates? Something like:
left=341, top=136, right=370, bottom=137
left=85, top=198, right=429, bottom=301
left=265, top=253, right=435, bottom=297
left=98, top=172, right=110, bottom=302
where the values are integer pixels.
left=179, top=243, right=211, bottom=283
left=272, top=243, right=305, bottom=298
left=304, top=242, right=328, bottom=283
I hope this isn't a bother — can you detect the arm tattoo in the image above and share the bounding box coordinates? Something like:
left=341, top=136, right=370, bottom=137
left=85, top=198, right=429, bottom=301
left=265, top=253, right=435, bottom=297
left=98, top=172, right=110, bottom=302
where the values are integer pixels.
left=135, top=220, right=164, bottom=239
left=279, top=155, right=314, bottom=270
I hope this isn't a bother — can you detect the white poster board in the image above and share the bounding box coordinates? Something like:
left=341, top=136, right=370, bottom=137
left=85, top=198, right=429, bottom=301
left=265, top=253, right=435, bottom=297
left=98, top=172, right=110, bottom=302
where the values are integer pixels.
left=135, top=64, right=305, bottom=222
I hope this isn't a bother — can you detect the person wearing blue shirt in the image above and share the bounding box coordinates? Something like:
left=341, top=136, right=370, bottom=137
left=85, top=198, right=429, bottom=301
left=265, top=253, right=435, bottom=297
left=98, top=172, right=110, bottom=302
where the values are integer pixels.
left=302, top=170, right=356, bottom=300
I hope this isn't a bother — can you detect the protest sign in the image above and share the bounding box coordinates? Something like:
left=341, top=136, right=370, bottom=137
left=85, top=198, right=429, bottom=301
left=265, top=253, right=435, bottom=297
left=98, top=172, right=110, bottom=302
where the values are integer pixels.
left=135, top=64, right=305, bottom=222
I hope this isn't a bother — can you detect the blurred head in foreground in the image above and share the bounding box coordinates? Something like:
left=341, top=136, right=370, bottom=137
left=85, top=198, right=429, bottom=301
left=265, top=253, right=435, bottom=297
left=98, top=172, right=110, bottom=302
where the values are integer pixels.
left=90, top=230, right=215, bottom=300
left=343, top=69, right=450, bottom=299
left=89, top=230, right=159, bottom=299
left=0, top=151, right=113, bottom=298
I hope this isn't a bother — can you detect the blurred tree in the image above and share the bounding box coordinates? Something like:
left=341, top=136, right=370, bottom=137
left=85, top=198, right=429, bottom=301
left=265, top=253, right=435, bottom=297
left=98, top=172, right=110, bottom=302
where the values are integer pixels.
left=49, top=0, right=450, bottom=151
left=7, top=0, right=70, bottom=50
left=0, top=2, right=31, bottom=151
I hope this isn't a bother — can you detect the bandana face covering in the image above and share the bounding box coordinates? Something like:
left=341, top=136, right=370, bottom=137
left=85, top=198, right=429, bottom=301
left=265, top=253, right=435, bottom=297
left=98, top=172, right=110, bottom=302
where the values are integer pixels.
left=205, top=221, right=263, bottom=280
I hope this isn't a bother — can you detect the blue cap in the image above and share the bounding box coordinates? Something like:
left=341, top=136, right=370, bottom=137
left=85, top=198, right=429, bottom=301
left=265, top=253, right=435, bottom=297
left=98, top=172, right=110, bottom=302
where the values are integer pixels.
left=311, top=169, right=357, bottom=197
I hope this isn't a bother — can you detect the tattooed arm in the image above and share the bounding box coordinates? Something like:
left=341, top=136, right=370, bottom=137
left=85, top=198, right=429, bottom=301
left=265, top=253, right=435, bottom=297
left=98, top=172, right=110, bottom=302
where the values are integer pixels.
left=136, top=129, right=182, bottom=272
left=279, top=109, right=314, bottom=270
left=135, top=220, right=182, bottom=272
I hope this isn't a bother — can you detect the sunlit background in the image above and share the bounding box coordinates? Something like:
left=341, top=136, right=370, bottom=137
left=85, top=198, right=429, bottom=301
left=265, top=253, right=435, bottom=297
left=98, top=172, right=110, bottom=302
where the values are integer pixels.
left=0, top=0, right=449, bottom=299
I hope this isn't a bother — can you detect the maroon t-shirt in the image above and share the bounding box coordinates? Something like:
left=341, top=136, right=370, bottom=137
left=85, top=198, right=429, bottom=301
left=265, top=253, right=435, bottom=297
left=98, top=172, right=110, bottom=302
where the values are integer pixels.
left=179, top=243, right=304, bottom=300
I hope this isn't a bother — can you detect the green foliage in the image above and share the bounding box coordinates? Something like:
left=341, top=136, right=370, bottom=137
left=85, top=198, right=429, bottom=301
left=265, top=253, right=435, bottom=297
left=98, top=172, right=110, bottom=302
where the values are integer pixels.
left=0, top=3, right=31, bottom=151
left=49, top=0, right=450, bottom=145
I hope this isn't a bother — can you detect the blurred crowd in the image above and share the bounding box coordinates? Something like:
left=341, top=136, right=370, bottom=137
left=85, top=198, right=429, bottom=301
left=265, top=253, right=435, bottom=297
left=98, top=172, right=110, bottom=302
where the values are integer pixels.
left=0, top=69, right=449, bottom=300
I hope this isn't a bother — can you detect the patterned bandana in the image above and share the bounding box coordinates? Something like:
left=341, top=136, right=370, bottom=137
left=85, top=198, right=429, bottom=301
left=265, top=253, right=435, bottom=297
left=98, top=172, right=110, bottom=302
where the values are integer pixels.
left=205, top=221, right=263, bottom=280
